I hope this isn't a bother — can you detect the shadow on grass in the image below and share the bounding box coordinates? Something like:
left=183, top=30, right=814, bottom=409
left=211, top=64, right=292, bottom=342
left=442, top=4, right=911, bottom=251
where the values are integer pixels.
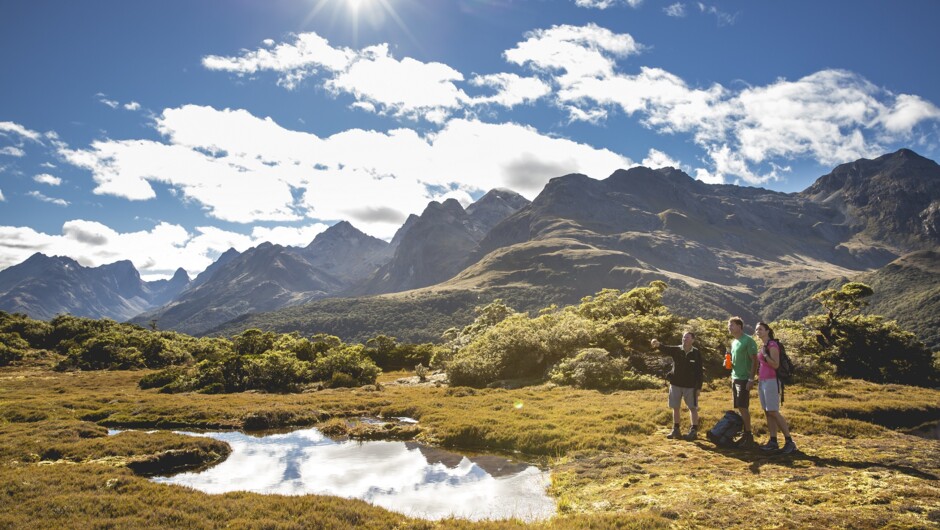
left=693, top=441, right=939, bottom=481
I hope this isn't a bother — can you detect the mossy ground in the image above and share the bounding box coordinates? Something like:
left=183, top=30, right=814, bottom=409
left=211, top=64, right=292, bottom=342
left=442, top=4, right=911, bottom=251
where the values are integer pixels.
left=1, top=361, right=938, bottom=529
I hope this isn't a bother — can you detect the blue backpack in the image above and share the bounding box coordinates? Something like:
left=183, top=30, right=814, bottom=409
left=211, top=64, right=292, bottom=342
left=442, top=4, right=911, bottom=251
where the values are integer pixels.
left=707, top=411, right=744, bottom=448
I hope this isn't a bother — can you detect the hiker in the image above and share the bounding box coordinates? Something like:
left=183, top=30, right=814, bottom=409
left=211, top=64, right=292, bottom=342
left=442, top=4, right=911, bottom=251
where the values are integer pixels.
left=728, top=317, right=758, bottom=446
left=651, top=331, right=703, bottom=440
left=755, top=321, right=797, bottom=454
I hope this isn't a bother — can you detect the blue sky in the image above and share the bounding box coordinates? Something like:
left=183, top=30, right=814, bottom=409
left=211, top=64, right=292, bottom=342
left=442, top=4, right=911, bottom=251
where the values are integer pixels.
left=1, top=0, right=939, bottom=279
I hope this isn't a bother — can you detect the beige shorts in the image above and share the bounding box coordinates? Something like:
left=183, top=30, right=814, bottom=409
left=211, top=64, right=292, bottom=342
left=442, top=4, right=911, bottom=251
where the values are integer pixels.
left=758, top=378, right=780, bottom=412
left=668, top=385, right=698, bottom=410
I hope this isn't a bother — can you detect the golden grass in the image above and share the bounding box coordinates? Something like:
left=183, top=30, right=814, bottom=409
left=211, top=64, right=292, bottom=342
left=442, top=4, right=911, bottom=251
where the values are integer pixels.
left=1, top=361, right=938, bottom=528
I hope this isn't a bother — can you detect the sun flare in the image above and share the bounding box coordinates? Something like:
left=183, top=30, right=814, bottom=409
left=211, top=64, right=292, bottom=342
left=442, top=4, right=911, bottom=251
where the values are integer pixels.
left=304, top=0, right=412, bottom=43
left=346, top=0, right=371, bottom=12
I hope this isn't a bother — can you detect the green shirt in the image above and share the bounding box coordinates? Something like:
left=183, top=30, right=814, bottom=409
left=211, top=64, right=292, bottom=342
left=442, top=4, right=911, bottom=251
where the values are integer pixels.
left=731, top=334, right=758, bottom=380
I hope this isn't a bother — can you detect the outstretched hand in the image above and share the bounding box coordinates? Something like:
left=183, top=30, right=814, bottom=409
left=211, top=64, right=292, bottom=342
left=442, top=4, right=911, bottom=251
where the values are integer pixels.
left=650, top=338, right=660, bottom=348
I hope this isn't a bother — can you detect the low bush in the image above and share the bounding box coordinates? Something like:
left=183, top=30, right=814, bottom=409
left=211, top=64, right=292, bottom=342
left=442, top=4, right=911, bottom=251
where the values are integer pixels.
left=138, top=367, right=188, bottom=390
left=549, top=348, right=661, bottom=391
left=550, top=348, right=627, bottom=390
left=0, top=332, right=29, bottom=366
left=245, top=350, right=311, bottom=393
left=311, top=344, right=380, bottom=387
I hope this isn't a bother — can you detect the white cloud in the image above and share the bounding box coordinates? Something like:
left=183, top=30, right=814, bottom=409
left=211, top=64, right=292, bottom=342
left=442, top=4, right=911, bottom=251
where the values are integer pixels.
left=97, top=93, right=120, bottom=109
left=0, top=146, right=25, bottom=157
left=326, top=44, right=469, bottom=123
left=61, top=105, right=631, bottom=239
left=469, top=73, right=552, bottom=107
left=250, top=224, right=330, bottom=247
left=205, top=33, right=550, bottom=123
left=124, top=101, right=141, bottom=111
left=642, top=148, right=681, bottom=169
left=0, top=219, right=331, bottom=280
left=202, top=32, right=356, bottom=89
left=664, top=3, right=687, bottom=17
left=0, top=121, right=42, bottom=142
left=27, top=190, right=69, bottom=206
left=508, top=24, right=940, bottom=184
left=33, top=173, right=62, bottom=186
left=878, top=94, right=940, bottom=134
left=574, top=0, right=643, bottom=8
left=565, top=105, right=608, bottom=124
left=505, top=24, right=643, bottom=81
left=697, top=3, right=739, bottom=26
left=0, top=189, right=4, bottom=201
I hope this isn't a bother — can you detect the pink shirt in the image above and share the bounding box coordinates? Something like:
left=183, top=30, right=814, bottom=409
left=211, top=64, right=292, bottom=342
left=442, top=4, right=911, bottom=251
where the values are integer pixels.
left=757, top=340, right=779, bottom=381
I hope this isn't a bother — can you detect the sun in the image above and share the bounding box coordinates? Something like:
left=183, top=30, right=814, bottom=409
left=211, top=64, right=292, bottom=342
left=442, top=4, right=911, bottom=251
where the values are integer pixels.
left=303, top=0, right=413, bottom=44
left=345, top=0, right=375, bottom=13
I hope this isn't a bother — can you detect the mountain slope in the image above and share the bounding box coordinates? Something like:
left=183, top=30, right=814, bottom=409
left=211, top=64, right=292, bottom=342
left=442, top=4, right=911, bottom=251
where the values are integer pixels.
left=303, top=221, right=390, bottom=283
left=801, top=149, right=940, bottom=251
left=763, top=250, right=940, bottom=350
left=356, top=189, right=530, bottom=295
left=136, top=222, right=393, bottom=335
left=0, top=254, right=190, bottom=321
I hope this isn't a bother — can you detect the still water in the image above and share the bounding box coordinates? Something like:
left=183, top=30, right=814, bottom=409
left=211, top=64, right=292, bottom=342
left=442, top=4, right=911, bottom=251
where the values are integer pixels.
left=152, top=427, right=556, bottom=521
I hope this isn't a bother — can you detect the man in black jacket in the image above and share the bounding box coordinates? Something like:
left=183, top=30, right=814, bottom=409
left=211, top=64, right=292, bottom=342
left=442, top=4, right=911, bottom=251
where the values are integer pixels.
left=651, top=331, right=703, bottom=440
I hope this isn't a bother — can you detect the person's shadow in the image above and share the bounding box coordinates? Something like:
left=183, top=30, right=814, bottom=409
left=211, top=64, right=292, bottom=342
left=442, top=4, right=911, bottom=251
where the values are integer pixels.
left=693, top=441, right=938, bottom=481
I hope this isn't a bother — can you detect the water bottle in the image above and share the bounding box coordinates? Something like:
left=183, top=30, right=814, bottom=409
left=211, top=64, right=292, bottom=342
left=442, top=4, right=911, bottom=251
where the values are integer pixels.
left=724, top=351, right=732, bottom=370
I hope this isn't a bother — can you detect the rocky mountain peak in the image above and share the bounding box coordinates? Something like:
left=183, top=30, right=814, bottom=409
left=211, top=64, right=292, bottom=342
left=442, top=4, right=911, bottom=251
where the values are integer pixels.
left=307, top=220, right=373, bottom=248
left=802, top=148, right=940, bottom=249
left=170, top=268, right=190, bottom=283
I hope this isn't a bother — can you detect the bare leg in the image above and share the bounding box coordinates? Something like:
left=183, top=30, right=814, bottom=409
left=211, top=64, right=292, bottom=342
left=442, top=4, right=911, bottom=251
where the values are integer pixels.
left=765, top=410, right=777, bottom=438
left=672, top=407, right=681, bottom=426
left=739, top=407, right=751, bottom=432
left=690, top=407, right=699, bottom=427
left=768, top=411, right=790, bottom=437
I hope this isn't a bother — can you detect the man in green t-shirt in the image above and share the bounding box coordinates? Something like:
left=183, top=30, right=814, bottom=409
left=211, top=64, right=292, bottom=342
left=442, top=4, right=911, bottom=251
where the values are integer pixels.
left=728, top=316, right=758, bottom=446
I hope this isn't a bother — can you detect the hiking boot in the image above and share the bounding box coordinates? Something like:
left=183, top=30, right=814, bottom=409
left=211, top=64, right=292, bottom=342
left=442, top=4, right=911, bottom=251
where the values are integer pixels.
left=666, top=426, right=681, bottom=439
left=684, top=427, right=698, bottom=441
left=781, top=439, right=797, bottom=454
left=736, top=432, right=755, bottom=448
left=759, top=439, right=779, bottom=452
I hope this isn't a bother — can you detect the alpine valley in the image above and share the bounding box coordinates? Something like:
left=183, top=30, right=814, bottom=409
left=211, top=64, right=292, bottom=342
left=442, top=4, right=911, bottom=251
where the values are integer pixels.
left=2, top=149, right=938, bottom=350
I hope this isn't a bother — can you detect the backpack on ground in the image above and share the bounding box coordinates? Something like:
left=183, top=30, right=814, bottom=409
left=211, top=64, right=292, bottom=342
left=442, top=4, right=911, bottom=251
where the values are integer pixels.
left=706, top=411, right=744, bottom=448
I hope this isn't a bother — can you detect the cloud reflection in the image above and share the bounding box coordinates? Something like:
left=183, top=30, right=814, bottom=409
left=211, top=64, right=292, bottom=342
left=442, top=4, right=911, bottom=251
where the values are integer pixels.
left=153, top=428, right=555, bottom=521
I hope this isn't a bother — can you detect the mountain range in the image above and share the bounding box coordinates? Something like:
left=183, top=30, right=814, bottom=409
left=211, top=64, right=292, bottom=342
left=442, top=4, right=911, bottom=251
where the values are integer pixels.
left=1, top=149, right=937, bottom=349
left=0, top=254, right=189, bottom=321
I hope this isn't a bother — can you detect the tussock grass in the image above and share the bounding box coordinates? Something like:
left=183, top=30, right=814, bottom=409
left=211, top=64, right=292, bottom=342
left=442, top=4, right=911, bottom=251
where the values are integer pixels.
left=1, top=364, right=938, bottom=528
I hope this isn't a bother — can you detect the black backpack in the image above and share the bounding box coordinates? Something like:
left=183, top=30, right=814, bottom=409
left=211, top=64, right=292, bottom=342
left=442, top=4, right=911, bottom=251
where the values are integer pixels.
left=707, top=411, right=744, bottom=448
left=772, top=340, right=794, bottom=384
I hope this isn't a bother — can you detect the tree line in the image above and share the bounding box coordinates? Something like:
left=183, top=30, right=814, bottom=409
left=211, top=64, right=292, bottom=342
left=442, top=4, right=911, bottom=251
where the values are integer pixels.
left=0, top=280, right=936, bottom=392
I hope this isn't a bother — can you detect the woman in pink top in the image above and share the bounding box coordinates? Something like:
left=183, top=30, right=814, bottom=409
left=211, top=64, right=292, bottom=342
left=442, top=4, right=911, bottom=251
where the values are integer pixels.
left=755, top=321, right=796, bottom=454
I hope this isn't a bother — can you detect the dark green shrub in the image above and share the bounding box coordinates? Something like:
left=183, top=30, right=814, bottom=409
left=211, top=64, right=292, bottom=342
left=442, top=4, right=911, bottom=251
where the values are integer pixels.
left=245, top=350, right=311, bottom=393
left=550, top=348, right=628, bottom=390
left=0, top=312, right=53, bottom=349
left=796, top=282, right=938, bottom=386
left=140, top=336, right=192, bottom=368
left=232, top=328, right=276, bottom=355
left=364, top=336, right=437, bottom=370
left=59, top=333, right=145, bottom=370
left=0, top=332, right=29, bottom=366
left=139, top=367, right=188, bottom=390
left=189, top=337, right=234, bottom=362
left=311, top=344, right=380, bottom=386
left=329, top=372, right=358, bottom=388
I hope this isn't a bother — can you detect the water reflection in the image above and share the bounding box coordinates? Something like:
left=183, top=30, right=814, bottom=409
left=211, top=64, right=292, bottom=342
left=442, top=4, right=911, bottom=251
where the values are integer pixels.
left=152, top=428, right=555, bottom=521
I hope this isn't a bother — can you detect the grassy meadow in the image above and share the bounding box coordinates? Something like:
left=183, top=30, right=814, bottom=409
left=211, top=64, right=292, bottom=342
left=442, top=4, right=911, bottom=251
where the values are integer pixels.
left=1, top=359, right=938, bottom=529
